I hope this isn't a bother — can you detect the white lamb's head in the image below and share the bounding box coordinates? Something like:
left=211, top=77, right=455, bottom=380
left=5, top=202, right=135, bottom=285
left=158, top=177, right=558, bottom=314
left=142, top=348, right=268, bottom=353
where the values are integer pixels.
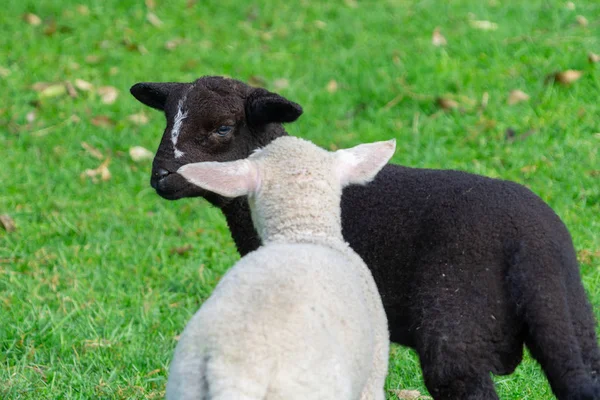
left=178, top=137, right=395, bottom=244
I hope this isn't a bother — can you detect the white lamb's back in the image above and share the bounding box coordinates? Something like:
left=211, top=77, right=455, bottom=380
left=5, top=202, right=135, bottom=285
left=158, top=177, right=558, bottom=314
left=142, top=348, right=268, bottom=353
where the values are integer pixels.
left=167, top=243, right=380, bottom=400
left=169, top=136, right=395, bottom=400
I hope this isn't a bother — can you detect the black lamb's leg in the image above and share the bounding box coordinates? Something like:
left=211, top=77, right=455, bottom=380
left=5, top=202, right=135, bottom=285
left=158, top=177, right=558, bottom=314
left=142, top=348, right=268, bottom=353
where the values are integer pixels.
left=506, top=243, right=600, bottom=400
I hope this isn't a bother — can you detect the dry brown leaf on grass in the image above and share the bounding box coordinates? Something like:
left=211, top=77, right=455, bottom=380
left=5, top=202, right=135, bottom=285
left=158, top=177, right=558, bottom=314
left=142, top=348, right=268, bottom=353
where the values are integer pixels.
left=326, top=80, right=339, bottom=93
left=436, top=96, right=459, bottom=110
left=273, top=78, right=289, bottom=91
left=23, top=13, right=42, bottom=26
left=84, top=339, right=113, bottom=348
left=81, top=159, right=111, bottom=183
left=576, top=15, right=589, bottom=27
left=547, top=70, right=583, bottom=86
left=32, top=82, right=67, bottom=99
left=129, top=146, right=154, bottom=162
left=431, top=27, right=447, bottom=47
left=74, top=78, right=94, bottom=91
left=147, top=12, right=163, bottom=27
left=65, top=81, right=77, bottom=98
left=85, top=54, right=102, bottom=64
left=508, top=89, right=530, bottom=105
left=248, top=75, right=267, bottom=87
left=128, top=112, right=149, bottom=126
left=0, top=215, right=16, bottom=232
left=566, top=1, right=576, bottom=10
left=588, top=52, right=600, bottom=63
left=81, top=142, right=104, bottom=160
left=170, top=244, right=193, bottom=256
left=145, top=0, right=156, bottom=9
left=165, top=38, right=185, bottom=51
left=26, top=111, right=36, bottom=123
left=76, top=5, right=90, bottom=15
left=390, top=389, right=432, bottom=399
left=469, top=20, right=498, bottom=31
left=97, top=86, right=119, bottom=104
left=91, top=115, right=115, bottom=128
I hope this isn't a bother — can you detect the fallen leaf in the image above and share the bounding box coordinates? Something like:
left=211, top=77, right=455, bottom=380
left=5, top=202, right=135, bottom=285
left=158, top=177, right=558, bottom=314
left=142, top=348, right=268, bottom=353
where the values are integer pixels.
left=576, top=15, right=588, bottom=27
left=248, top=75, right=266, bottom=87
left=76, top=5, right=90, bottom=15
left=0, top=66, right=10, bottom=77
left=521, top=165, right=537, bottom=173
left=326, top=79, right=338, bottom=93
left=0, top=215, right=16, bottom=232
left=508, top=89, right=530, bottom=105
left=43, top=20, right=57, bottom=36
left=145, top=0, right=156, bottom=9
left=97, top=86, right=119, bottom=104
left=481, top=92, right=489, bottom=109
left=26, top=111, right=36, bottom=123
left=470, top=20, right=498, bottom=30
left=129, top=146, right=154, bottom=162
left=81, top=159, right=111, bottom=182
left=81, top=142, right=104, bottom=160
left=23, top=13, right=42, bottom=26
left=390, top=389, right=432, bottom=399
left=145, top=369, right=161, bottom=378
left=549, top=70, right=583, bottom=86
left=436, top=96, right=459, bottom=110
left=273, top=78, right=289, bottom=90
left=65, top=81, right=78, bottom=98
left=74, top=78, right=94, bottom=91
left=90, top=115, right=115, bottom=128
left=165, top=38, right=185, bottom=51
left=128, top=112, right=149, bottom=126
left=588, top=52, right=600, bottom=63
left=565, top=1, right=576, bottom=10
left=85, top=54, right=101, bottom=64
left=170, top=244, right=193, bottom=256
left=147, top=12, right=163, bottom=27
left=314, top=20, right=327, bottom=29
left=578, top=249, right=600, bottom=265
left=83, top=339, right=112, bottom=348
left=37, top=83, right=67, bottom=99
left=431, top=27, right=447, bottom=47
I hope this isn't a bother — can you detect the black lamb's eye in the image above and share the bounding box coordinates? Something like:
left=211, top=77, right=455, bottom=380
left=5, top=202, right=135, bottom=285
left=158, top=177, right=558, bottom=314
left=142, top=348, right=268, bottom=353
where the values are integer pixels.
left=216, top=125, right=233, bottom=136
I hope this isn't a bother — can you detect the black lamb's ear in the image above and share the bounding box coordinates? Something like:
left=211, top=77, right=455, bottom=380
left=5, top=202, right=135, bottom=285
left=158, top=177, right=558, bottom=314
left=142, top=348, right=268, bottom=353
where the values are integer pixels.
left=130, top=82, right=182, bottom=111
left=245, top=88, right=303, bottom=127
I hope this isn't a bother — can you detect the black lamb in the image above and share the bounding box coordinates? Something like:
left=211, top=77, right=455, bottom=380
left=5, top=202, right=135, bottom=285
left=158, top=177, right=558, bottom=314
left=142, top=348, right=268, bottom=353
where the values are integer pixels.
left=130, top=76, right=600, bottom=400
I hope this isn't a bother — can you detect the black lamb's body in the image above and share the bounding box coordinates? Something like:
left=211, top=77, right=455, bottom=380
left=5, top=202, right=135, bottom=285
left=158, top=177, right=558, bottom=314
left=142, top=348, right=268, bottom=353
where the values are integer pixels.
left=130, top=76, right=600, bottom=400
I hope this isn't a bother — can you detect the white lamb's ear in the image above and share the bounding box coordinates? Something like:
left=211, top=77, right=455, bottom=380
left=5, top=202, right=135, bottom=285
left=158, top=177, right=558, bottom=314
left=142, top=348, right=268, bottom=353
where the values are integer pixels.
left=177, top=159, right=259, bottom=198
left=335, top=139, right=396, bottom=187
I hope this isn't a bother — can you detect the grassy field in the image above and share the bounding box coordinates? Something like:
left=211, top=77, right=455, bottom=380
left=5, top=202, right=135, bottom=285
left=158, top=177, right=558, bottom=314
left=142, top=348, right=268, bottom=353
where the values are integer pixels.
left=1, top=0, right=599, bottom=398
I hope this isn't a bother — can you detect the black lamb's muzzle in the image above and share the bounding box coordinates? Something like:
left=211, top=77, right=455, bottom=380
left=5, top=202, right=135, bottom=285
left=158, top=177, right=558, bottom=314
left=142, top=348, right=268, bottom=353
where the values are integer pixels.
left=150, top=159, right=205, bottom=200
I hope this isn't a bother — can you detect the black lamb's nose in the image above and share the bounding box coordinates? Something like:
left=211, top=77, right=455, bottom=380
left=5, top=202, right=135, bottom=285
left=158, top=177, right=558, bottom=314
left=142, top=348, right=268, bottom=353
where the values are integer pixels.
left=155, top=168, right=170, bottom=179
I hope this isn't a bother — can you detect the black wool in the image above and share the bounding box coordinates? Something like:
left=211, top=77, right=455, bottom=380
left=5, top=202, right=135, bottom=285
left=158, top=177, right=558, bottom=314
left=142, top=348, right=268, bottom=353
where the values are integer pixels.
left=131, top=76, right=600, bottom=400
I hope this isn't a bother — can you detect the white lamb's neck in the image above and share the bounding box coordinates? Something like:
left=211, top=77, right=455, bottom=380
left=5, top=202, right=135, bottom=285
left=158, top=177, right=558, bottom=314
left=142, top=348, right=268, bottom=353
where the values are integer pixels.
left=250, top=196, right=345, bottom=247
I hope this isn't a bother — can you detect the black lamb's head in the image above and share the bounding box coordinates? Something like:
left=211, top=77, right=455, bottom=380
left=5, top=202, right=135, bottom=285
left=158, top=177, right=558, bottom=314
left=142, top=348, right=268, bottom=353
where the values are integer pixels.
left=130, top=76, right=303, bottom=203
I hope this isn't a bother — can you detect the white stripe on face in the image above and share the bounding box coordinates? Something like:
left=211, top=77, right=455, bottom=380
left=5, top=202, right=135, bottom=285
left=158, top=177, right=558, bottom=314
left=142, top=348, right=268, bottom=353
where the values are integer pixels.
left=171, top=98, right=188, bottom=159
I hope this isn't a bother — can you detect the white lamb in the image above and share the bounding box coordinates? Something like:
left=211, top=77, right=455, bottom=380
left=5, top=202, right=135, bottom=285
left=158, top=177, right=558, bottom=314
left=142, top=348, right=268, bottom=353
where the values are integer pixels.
left=166, top=136, right=395, bottom=400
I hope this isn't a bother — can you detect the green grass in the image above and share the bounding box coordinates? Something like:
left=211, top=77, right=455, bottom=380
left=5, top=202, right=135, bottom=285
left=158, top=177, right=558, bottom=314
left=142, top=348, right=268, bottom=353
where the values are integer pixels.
left=1, top=0, right=599, bottom=398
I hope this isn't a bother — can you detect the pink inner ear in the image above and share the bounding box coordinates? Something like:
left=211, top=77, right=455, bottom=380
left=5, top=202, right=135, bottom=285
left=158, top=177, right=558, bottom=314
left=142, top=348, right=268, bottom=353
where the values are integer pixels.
left=336, top=140, right=396, bottom=186
left=178, top=159, right=259, bottom=198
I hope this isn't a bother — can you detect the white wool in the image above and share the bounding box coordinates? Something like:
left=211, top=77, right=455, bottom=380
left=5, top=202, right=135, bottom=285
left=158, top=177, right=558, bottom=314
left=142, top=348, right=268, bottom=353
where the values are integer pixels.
left=171, top=98, right=188, bottom=159
left=168, top=137, right=390, bottom=400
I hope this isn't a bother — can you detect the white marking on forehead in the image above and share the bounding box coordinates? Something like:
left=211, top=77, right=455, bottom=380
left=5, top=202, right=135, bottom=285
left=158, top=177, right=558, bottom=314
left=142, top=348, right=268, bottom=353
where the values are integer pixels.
left=171, top=98, right=188, bottom=159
